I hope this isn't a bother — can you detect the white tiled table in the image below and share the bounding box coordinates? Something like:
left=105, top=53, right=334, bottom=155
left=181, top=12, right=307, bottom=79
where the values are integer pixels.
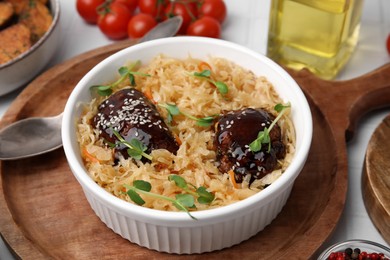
left=1, top=0, right=389, bottom=259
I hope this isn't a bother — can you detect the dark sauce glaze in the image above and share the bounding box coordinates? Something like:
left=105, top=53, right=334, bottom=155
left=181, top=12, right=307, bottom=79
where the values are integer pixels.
left=214, top=108, right=286, bottom=183
left=93, top=88, right=179, bottom=162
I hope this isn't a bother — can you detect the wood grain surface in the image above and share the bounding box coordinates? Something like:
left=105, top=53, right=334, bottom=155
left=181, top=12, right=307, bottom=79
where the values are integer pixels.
left=363, top=114, right=390, bottom=244
left=0, top=39, right=389, bottom=259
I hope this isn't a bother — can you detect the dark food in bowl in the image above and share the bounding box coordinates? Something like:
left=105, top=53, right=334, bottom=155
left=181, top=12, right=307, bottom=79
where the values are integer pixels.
left=93, top=88, right=180, bottom=162
left=0, top=23, right=31, bottom=63
left=215, top=108, right=286, bottom=183
left=0, top=2, right=13, bottom=27
left=0, top=0, right=53, bottom=65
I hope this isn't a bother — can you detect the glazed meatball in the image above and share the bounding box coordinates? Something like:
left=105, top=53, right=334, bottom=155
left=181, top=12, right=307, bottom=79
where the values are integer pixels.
left=93, top=88, right=179, bottom=161
left=214, top=108, right=286, bottom=183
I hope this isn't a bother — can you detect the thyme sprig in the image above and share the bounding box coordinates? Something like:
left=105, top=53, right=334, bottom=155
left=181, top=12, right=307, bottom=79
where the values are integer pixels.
left=124, top=175, right=215, bottom=220
left=90, top=61, right=150, bottom=96
left=111, top=128, right=152, bottom=161
left=249, top=103, right=291, bottom=153
left=192, top=70, right=229, bottom=95
left=158, top=103, right=218, bottom=127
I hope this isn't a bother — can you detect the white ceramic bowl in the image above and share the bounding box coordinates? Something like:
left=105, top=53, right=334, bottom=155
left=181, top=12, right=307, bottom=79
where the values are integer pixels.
left=0, top=0, right=60, bottom=96
left=62, top=37, right=313, bottom=254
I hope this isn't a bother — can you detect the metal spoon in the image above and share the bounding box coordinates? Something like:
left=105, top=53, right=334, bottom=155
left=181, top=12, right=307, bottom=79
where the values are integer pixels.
left=0, top=16, right=183, bottom=160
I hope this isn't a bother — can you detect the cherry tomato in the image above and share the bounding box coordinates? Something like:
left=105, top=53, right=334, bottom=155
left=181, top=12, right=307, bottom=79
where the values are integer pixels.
left=139, top=0, right=168, bottom=20
left=115, top=0, right=139, bottom=13
left=127, top=13, right=157, bottom=39
left=76, top=0, right=104, bottom=24
left=199, top=0, right=227, bottom=24
left=165, top=1, right=198, bottom=34
left=387, top=34, right=390, bottom=55
left=187, top=16, right=221, bottom=38
left=98, top=2, right=133, bottom=40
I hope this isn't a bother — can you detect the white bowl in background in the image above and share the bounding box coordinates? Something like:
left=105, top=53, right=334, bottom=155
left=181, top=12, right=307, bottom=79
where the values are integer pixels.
left=0, top=0, right=60, bottom=96
left=62, top=36, right=313, bottom=254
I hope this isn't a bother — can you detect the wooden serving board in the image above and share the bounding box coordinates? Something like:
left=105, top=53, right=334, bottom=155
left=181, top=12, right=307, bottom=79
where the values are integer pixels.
left=363, top=114, right=390, bottom=244
left=0, top=39, right=389, bottom=259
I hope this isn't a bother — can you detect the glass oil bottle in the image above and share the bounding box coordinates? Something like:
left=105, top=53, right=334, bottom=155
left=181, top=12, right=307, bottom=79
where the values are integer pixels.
left=267, top=0, right=364, bottom=79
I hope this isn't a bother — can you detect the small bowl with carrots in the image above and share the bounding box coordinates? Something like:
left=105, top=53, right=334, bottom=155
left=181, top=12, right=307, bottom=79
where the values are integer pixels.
left=62, top=36, right=313, bottom=254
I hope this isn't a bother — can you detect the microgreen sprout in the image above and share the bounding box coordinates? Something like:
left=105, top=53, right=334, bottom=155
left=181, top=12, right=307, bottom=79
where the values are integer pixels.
left=111, top=128, right=152, bottom=161
left=249, top=102, right=291, bottom=153
left=124, top=175, right=215, bottom=220
left=90, top=61, right=150, bottom=96
left=192, top=70, right=229, bottom=95
left=168, top=175, right=215, bottom=204
left=158, top=103, right=218, bottom=127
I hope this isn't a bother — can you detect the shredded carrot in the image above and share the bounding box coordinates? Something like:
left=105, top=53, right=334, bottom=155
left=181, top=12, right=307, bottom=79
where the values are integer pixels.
left=83, top=147, right=100, bottom=163
left=143, top=88, right=156, bottom=104
left=214, top=121, right=219, bottom=132
left=198, top=61, right=212, bottom=72
left=174, top=133, right=182, bottom=145
left=228, top=170, right=239, bottom=189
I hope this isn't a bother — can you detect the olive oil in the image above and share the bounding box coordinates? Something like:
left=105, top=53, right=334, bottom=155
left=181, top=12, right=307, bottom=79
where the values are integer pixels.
left=267, top=0, right=364, bottom=79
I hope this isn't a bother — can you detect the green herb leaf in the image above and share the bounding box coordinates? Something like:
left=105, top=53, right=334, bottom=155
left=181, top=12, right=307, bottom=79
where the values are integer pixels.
left=191, top=69, right=229, bottom=96
left=127, top=149, right=142, bottom=160
left=111, top=128, right=152, bottom=161
left=214, top=81, right=228, bottom=94
left=127, top=189, right=145, bottom=205
left=89, top=61, right=150, bottom=96
left=167, top=112, right=173, bottom=124
left=249, top=103, right=291, bottom=153
left=133, top=180, right=152, bottom=192
left=194, top=70, right=211, bottom=77
left=90, top=85, right=113, bottom=96
left=132, top=138, right=147, bottom=151
left=123, top=178, right=198, bottom=220
left=164, top=103, right=180, bottom=115
left=128, top=73, right=136, bottom=86
left=196, top=186, right=215, bottom=204
left=158, top=103, right=180, bottom=124
left=168, top=174, right=215, bottom=205
left=118, top=66, right=130, bottom=76
left=124, top=174, right=215, bottom=220
left=159, top=103, right=218, bottom=127
left=274, top=103, right=290, bottom=113
left=175, top=194, right=195, bottom=208
left=196, top=116, right=216, bottom=127
left=173, top=194, right=197, bottom=219
left=168, top=175, right=188, bottom=189
left=249, top=138, right=262, bottom=152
